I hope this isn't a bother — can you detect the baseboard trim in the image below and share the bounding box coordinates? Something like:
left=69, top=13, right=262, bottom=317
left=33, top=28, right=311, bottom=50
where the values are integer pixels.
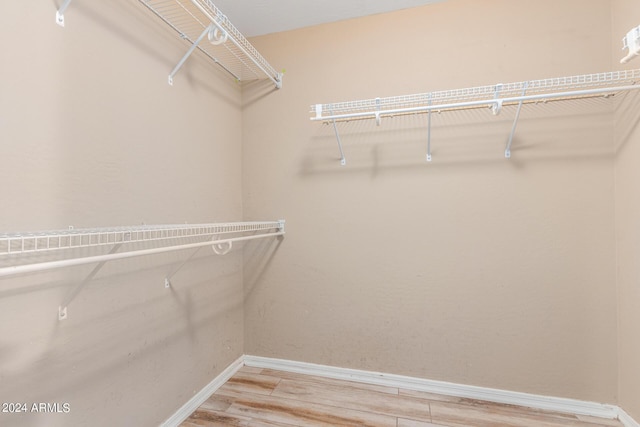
left=244, top=355, right=619, bottom=420
left=163, top=354, right=640, bottom=427
left=161, top=355, right=244, bottom=427
left=619, top=408, right=640, bottom=427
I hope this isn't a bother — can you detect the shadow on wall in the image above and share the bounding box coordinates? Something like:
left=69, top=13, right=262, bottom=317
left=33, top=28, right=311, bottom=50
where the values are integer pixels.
left=242, top=78, right=282, bottom=109
left=243, top=236, right=284, bottom=300
left=614, top=90, right=640, bottom=152
left=302, top=96, right=616, bottom=176
left=0, top=246, right=242, bottom=411
left=59, top=0, right=242, bottom=106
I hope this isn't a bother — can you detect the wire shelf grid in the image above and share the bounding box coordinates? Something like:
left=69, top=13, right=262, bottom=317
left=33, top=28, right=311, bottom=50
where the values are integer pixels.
left=311, top=69, right=640, bottom=117
left=139, top=0, right=281, bottom=85
left=0, top=222, right=282, bottom=256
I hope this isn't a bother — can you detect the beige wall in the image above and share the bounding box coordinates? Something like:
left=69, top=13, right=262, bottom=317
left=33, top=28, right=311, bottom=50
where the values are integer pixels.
left=2, top=0, right=637, bottom=424
left=0, top=1, right=244, bottom=426
left=612, top=0, right=640, bottom=420
left=243, top=0, right=620, bottom=403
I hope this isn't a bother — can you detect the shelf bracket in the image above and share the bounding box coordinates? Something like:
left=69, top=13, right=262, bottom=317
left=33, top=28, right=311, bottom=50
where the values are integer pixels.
left=58, top=243, right=123, bottom=320
left=164, top=242, right=207, bottom=289
left=168, top=23, right=214, bottom=85
left=621, top=25, right=640, bottom=64
left=504, top=82, right=528, bottom=159
left=329, top=108, right=346, bottom=166
left=56, top=0, right=74, bottom=27
left=426, top=93, right=433, bottom=162
left=491, top=84, right=503, bottom=115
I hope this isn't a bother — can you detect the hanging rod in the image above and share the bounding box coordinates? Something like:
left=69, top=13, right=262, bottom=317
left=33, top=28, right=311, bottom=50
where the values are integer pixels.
left=0, top=221, right=285, bottom=278
left=138, top=0, right=283, bottom=88
left=310, top=69, right=640, bottom=162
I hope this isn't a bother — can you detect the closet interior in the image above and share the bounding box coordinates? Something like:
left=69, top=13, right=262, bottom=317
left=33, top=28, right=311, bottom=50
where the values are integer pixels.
left=1, top=1, right=639, bottom=426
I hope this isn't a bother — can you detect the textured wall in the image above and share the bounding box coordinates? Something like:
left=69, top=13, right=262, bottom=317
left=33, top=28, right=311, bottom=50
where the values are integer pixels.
left=0, top=1, right=244, bottom=426
left=243, top=0, right=619, bottom=403
left=613, top=0, right=640, bottom=419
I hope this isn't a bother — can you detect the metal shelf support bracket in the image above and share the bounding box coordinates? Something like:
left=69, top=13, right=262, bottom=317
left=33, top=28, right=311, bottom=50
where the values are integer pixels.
left=505, top=82, right=529, bottom=159
left=332, top=118, right=346, bottom=166
left=58, top=243, right=123, bottom=320
left=56, top=0, right=74, bottom=27
left=169, top=23, right=215, bottom=85
left=426, top=93, right=433, bottom=162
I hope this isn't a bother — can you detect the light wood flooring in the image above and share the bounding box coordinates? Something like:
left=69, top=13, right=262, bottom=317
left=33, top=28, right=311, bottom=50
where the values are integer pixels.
left=180, top=366, right=623, bottom=427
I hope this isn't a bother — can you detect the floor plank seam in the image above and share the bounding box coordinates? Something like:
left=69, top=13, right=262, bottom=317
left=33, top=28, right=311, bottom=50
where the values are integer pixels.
left=181, top=367, right=625, bottom=427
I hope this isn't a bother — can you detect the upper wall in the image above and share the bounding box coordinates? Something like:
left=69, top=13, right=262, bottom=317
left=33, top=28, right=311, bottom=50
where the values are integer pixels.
left=0, top=2, right=244, bottom=426
left=242, top=0, right=619, bottom=403
left=612, top=0, right=640, bottom=420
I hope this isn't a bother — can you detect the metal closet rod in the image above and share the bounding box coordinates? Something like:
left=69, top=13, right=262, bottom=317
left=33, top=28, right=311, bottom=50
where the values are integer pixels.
left=311, top=85, right=640, bottom=122
left=0, top=229, right=284, bottom=279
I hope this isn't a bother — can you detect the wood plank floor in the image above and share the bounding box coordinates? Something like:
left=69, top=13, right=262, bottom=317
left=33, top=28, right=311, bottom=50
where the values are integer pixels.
left=180, top=366, right=623, bottom=427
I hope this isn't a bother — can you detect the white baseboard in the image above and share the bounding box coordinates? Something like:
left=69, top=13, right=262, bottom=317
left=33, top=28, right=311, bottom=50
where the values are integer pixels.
left=619, top=408, right=640, bottom=427
left=244, top=355, right=619, bottom=420
left=161, top=355, right=244, bottom=427
left=163, top=354, right=640, bottom=427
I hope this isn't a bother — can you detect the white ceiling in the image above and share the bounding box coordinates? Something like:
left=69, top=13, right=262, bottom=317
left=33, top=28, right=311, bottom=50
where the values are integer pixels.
left=213, top=0, right=446, bottom=37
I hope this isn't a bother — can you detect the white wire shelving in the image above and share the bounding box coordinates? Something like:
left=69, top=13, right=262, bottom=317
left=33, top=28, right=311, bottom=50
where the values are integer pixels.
left=55, top=0, right=282, bottom=87
left=311, top=69, right=640, bottom=163
left=138, top=0, right=283, bottom=87
left=0, top=221, right=285, bottom=320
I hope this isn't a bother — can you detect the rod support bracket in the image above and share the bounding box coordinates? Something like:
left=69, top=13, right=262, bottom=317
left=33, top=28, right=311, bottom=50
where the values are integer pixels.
left=212, top=239, right=232, bottom=255
left=491, top=99, right=503, bottom=115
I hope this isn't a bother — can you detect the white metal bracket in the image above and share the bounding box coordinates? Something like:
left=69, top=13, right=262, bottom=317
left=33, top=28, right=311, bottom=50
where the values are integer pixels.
left=58, top=243, right=123, bottom=321
left=277, top=220, right=285, bottom=233
left=332, top=120, right=346, bottom=166
left=275, top=73, right=284, bottom=90
left=504, top=82, right=529, bottom=159
left=212, top=239, right=232, bottom=255
left=491, top=84, right=503, bottom=115
left=426, top=93, right=433, bottom=162
left=328, top=107, right=346, bottom=166
left=56, top=0, right=73, bottom=27
left=168, top=23, right=215, bottom=85
left=621, top=25, right=640, bottom=64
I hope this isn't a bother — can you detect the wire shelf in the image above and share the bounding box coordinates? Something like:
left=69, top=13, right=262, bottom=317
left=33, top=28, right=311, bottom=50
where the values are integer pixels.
left=139, top=0, right=282, bottom=87
left=0, top=221, right=283, bottom=256
left=311, top=69, right=640, bottom=164
left=0, top=221, right=285, bottom=319
left=311, top=69, right=640, bottom=117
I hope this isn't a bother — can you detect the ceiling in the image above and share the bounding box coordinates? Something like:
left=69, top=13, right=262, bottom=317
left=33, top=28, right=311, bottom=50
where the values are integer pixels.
left=213, top=0, right=446, bottom=37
